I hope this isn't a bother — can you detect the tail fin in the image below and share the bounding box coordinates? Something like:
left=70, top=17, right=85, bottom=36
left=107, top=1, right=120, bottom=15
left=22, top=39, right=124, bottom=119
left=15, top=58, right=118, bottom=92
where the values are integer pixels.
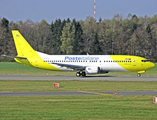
left=12, top=30, right=35, bottom=57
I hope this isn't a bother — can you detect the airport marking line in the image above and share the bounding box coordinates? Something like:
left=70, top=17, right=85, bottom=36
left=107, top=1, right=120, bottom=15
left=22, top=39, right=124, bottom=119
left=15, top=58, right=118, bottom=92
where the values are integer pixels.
left=78, top=90, right=112, bottom=96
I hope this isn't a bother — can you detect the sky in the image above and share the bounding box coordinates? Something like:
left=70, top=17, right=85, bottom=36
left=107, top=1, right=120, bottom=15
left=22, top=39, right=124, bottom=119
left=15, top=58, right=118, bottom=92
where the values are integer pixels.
left=0, top=0, right=157, bottom=24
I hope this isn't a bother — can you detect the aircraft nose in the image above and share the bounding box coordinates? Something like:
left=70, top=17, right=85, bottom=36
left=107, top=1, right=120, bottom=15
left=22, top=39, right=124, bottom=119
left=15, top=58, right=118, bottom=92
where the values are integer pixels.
left=150, top=62, right=155, bottom=69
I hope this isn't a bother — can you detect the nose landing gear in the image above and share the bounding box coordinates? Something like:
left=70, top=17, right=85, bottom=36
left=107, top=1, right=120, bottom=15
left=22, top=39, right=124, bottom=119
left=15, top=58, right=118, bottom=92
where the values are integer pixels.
left=137, top=73, right=141, bottom=77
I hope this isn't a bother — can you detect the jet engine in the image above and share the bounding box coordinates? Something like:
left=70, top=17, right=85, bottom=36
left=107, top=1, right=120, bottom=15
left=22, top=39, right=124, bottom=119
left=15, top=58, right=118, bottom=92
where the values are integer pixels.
left=85, top=67, right=100, bottom=74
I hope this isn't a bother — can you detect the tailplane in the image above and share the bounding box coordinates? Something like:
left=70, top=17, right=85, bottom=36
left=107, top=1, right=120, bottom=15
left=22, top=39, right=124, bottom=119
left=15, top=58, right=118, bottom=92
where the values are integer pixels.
left=3, top=30, right=60, bottom=69
left=11, top=30, right=37, bottom=66
left=12, top=30, right=35, bottom=57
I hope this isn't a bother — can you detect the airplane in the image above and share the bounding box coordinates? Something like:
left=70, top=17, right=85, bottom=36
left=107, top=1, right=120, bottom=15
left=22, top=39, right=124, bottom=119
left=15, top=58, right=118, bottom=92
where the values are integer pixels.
left=2, top=30, right=155, bottom=77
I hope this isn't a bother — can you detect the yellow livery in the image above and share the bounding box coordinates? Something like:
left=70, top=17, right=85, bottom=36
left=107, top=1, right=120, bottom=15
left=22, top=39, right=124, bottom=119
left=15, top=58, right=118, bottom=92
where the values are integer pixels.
left=3, top=30, right=155, bottom=77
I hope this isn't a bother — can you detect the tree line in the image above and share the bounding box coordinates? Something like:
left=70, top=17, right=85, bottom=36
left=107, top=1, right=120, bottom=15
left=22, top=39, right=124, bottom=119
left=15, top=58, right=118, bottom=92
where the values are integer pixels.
left=0, top=14, right=157, bottom=62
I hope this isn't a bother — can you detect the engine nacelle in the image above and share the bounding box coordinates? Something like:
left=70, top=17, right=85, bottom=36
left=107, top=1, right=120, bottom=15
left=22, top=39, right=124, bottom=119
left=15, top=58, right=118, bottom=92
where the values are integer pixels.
left=85, top=67, right=100, bottom=74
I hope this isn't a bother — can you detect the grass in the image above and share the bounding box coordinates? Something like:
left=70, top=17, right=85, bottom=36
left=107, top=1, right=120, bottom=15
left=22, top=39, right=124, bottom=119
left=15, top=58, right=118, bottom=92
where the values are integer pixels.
left=0, top=80, right=157, bottom=92
left=0, top=62, right=157, bottom=76
left=0, top=80, right=157, bottom=120
left=0, top=62, right=74, bottom=75
left=0, top=62, right=157, bottom=119
left=0, top=95, right=157, bottom=120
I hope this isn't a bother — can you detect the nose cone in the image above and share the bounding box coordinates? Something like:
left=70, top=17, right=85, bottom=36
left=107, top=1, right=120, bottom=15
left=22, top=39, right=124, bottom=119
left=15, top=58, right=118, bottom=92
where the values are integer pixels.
left=149, top=62, right=155, bottom=69
left=145, top=62, right=155, bottom=71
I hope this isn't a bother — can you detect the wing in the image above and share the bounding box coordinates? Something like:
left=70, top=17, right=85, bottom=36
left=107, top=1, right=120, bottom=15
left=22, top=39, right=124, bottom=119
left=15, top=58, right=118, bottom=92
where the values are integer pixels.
left=52, top=63, right=85, bottom=71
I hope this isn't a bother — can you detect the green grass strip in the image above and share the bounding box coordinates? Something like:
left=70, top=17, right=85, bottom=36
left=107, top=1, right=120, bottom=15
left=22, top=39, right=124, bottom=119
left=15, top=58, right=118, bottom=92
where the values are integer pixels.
left=0, top=81, right=157, bottom=92
left=0, top=95, right=157, bottom=120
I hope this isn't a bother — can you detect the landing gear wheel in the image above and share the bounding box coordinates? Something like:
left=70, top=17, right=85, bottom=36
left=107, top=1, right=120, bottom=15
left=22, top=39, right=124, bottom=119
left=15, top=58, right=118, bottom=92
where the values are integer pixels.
left=137, top=73, right=141, bottom=77
left=76, top=72, right=81, bottom=77
left=82, top=72, right=86, bottom=77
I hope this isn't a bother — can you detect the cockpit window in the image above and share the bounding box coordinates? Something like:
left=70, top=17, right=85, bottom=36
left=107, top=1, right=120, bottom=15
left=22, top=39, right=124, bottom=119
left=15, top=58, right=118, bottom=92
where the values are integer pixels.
left=141, top=60, right=150, bottom=62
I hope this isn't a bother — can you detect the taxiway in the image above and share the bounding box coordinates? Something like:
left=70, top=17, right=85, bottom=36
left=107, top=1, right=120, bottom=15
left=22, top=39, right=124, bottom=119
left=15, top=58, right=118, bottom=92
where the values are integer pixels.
left=0, top=91, right=157, bottom=96
left=0, top=75, right=157, bottom=96
left=0, top=75, right=157, bottom=81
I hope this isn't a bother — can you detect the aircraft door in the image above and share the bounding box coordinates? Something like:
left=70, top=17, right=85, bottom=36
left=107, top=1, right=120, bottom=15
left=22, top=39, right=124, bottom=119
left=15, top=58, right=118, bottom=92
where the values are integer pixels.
left=140, top=60, right=144, bottom=71
left=133, top=58, right=137, bottom=66
left=35, top=58, right=39, bottom=66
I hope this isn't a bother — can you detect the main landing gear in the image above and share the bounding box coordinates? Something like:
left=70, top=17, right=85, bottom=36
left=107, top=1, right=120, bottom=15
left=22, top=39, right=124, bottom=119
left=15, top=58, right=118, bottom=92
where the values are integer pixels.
left=76, top=71, right=86, bottom=77
left=137, top=73, right=141, bottom=77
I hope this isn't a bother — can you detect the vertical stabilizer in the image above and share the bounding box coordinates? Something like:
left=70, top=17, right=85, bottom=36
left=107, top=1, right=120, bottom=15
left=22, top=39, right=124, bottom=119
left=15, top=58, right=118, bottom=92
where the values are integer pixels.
left=12, top=30, right=35, bottom=57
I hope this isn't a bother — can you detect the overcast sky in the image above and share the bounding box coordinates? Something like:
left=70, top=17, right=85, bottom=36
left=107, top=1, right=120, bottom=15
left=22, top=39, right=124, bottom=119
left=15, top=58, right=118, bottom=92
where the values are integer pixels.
left=0, top=0, right=157, bottom=23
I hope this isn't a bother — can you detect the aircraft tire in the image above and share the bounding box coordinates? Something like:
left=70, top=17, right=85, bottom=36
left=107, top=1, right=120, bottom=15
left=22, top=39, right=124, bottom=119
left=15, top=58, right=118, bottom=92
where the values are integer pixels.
left=76, top=72, right=81, bottom=77
left=82, top=72, right=86, bottom=77
left=137, top=73, right=141, bottom=77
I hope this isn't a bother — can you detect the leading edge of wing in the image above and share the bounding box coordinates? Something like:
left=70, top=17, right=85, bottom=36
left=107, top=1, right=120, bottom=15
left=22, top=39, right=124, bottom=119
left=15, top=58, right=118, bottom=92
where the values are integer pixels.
left=52, top=63, right=85, bottom=70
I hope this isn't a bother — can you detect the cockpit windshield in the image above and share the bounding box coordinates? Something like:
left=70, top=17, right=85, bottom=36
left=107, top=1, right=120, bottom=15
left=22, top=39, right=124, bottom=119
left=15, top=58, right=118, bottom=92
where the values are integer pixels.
left=141, top=60, right=150, bottom=62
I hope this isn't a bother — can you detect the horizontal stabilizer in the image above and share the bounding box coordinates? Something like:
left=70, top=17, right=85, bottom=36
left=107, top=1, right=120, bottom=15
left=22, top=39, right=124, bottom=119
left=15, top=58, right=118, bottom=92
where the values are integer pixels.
left=1, top=55, right=16, bottom=58
left=2, top=55, right=27, bottom=59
